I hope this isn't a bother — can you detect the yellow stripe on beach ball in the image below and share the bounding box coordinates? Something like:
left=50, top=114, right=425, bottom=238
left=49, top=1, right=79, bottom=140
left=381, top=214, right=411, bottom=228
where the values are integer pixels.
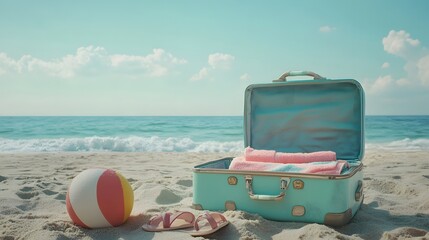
left=66, top=168, right=134, bottom=228
left=116, top=171, right=134, bottom=222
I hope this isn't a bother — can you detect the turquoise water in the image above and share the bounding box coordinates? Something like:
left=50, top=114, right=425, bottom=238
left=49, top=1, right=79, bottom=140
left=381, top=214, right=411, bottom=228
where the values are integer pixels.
left=0, top=116, right=428, bottom=152
left=365, top=115, right=429, bottom=150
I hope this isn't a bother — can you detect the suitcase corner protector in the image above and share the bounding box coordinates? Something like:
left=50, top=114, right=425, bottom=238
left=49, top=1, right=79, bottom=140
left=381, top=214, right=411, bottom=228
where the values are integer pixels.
left=324, top=208, right=353, bottom=227
left=192, top=203, right=203, bottom=210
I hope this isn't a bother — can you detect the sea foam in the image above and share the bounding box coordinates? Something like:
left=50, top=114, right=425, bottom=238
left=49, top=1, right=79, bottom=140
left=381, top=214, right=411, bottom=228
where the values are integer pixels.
left=366, top=138, right=429, bottom=151
left=1, top=137, right=429, bottom=153
left=0, top=136, right=244, bottom=153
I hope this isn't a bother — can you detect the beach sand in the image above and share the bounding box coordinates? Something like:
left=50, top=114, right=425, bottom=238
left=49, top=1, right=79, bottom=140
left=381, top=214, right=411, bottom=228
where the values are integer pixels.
left=0, top=150, right=428, bottom=240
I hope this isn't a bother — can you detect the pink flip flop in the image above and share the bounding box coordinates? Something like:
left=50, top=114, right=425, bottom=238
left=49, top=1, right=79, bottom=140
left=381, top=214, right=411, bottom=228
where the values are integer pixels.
left=142, top=211, right=195, bottom=232
left=190, top=211, right=229, bottom=237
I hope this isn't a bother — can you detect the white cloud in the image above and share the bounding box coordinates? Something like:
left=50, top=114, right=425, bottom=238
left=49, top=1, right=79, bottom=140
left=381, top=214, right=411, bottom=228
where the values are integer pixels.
left=319, top=25, right=336, bottom=33
left=369, top=75, right=393, bottom=94
left=382, top=30, right=429, bottom=86
left=0, top=47, right=186, bottom=78
left=190, top=67, right=209, bottom=81
left=190, top=52, right=235, bottom=81
left=0, top=46, right=108, bottom=78
left=110, top=48, right=186, bottom=77
left=381, top=62, right=390, bottom=69
left=0, top=52, right=29, bottom=74
left=30, top=46, right=107, bottom=78
left=365, top=75, right=414, bottom=94
left=208, top=53, right=235, bottom=69
left=240, top=73, right=250, bottom=81
left=382, top=30, right=420, bottom=57
left=417, top=55, right=429, bottom=85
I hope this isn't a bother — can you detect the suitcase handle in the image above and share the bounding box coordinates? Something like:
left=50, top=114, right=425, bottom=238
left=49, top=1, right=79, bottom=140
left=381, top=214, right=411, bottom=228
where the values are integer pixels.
left=273, top=71, right=326, bottom=82
left=245, top=176, right=289, bottom=201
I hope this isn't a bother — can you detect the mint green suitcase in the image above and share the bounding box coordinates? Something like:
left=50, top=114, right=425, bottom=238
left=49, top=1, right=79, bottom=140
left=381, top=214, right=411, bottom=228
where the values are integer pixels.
left=193, top=71, right=365, bottom=227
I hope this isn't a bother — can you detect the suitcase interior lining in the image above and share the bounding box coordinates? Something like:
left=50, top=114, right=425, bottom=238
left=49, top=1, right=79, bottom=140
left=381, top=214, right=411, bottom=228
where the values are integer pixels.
left=245, top=80, right=364, bottom=162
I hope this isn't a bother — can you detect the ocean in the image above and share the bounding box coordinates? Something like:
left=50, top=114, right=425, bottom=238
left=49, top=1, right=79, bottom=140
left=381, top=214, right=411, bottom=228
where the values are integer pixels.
left=0, top=116, right=428, bottom=152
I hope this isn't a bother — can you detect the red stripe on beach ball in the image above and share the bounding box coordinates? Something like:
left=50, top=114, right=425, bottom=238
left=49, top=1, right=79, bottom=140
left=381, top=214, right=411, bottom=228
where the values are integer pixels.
left=97, top=169, right=125, bottom=226
left=66, top=190, right=89, bottom=228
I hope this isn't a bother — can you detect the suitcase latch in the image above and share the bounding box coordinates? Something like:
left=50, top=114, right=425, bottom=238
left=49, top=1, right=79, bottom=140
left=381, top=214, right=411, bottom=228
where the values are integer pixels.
left=355, top=180, right=363, bottom=201
left=280, top=178, right=288, bottom=190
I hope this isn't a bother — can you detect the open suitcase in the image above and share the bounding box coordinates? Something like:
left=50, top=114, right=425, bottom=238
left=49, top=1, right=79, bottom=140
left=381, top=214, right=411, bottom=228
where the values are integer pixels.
left=193, top=71, right=365, bottom=227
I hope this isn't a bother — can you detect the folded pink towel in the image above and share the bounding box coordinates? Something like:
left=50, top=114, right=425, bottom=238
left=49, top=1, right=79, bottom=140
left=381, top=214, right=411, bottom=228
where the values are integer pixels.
left=229, top=156, right=348, bottom=175
left=244, top=147, right=336, bottom=164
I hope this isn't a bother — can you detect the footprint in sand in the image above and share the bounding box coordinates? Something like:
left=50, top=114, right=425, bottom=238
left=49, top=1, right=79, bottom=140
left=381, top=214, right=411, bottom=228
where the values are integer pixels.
left=1, top=235, right=15, bottom=240
left=54, top=193, right=66, bottom=201
left=0, top=175, right=7, bottom=182
left=37, top=182, right=50, bottom=188
left=16, top=201, right=37, bottom=211
left=16, top=191, right=39, bottom=199
left=42, top=189, right=58, bottom=196
left=383, top=227, right=428, bottom=239
left=61, top=167, right=76, bottom=171
left=176, top=179, right=193, bottom=187
left=127, top=178, right=138, bottom=183
left=155, top=189, right=182, bottom=205
left=16, top=186, right=39, bottom=199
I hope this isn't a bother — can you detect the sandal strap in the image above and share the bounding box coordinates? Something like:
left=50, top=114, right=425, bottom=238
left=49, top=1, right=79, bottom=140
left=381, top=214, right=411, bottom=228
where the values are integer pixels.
left=170, top=211, right=195, bottom=225
left=217, top=213, right=227, bottom=223
left=194, top=211, right=218, bottom=231
left=162, top=212, right=171, bottom=229
left=149, top=211, right=194, bottom=229
left=148, top=212, right=172, bottom=229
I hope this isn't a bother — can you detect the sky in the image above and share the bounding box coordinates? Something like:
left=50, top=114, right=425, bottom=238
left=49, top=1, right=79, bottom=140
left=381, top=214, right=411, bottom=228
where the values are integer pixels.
left=0, top=1, right=428, bottom=116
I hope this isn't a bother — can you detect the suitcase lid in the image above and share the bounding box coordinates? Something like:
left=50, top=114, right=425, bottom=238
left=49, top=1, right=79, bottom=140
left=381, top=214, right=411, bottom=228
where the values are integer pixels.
left=244, top=71, right=365, bottom=161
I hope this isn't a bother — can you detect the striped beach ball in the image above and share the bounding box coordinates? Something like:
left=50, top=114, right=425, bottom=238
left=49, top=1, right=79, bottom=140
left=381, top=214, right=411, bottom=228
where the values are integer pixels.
left=66, top=168, right=134, bottom=228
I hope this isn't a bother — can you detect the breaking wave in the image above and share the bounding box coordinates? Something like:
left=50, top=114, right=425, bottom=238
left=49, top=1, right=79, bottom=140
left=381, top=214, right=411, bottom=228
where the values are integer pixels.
left=366, top=138, right=429, bottom=151
left=0, top=136, right=244, bottom=153
left=2, top=136, right=428, bottom=153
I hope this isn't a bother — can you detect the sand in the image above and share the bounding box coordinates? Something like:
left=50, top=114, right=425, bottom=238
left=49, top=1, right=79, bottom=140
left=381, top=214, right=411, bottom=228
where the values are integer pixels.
left=0, top=150, right=428, bottom=240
